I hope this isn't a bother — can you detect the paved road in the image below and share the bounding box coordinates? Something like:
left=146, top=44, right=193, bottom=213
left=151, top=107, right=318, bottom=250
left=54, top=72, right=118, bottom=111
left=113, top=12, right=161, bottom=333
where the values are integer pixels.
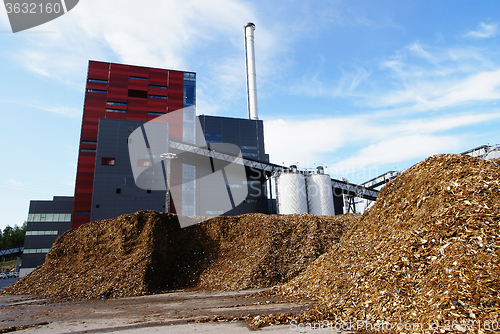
left=0, top=277, right=19, bottom=290
left=0, top=289, right=353, bottom=333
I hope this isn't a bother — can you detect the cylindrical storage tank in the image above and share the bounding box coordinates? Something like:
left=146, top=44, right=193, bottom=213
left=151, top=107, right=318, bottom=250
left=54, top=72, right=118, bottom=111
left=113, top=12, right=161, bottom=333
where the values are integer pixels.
left=306, top=169, right=335, bottom=215
left=275, top=171, right=308, bottom=214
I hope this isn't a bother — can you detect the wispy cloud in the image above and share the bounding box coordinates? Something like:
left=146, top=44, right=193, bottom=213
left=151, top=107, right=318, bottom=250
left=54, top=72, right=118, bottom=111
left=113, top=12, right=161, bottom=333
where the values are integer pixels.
left=328, top=134, right=460, bottom=176
left=464, top=22, right=498, bottom=38
left=287, top=33, right=500, bottom=115
left=7, top=0, right=300, bottom=116
left=7, top=179, right=23, bottom=186
left=0, top=99, right=81, bottom=118
left=264, top=111, right=500, bottom=176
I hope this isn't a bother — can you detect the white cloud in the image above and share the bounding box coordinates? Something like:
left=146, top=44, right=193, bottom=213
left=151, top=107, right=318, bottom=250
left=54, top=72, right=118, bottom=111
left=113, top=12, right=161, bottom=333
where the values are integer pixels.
left=328, top=135, right=460, bottom=174
left=7, top=179, right=23, bottom=186
left=264, top=111, right=500, bottom=174
left=7, top=0, right=301, bottom=116
left=375, top=69, right=500, bottom=112
left=465, top=22, right=498, bottom=38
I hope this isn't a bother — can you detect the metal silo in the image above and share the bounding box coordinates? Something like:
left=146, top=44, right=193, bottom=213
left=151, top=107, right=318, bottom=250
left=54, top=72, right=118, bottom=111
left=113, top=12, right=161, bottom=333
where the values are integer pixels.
left=275, top=165, right=308, bottom=214
left=306, top=166, right=335, bottom=215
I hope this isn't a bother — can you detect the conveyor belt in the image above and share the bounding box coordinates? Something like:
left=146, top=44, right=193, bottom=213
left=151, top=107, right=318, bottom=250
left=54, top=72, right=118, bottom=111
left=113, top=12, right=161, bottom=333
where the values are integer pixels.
left=169, top=140, right=379, bottom=201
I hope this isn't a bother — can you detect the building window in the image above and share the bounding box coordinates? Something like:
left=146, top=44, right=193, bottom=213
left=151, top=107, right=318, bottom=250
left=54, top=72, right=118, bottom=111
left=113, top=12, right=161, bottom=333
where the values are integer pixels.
left=205, top=133, right=222, bottom=138
left=148, top=95, right=167, bottom=99
left=244, top=199, right=261, bottom=204
left=130, top=76, right=148, bottom=81
left=116, top=188, right=121, bottom=194
left=243, top=180, right=261, bottom=186
left=88, top=79, right=107, bottom=84
left=242, top=152, right=258, bottom=158
left=29, top=213, right=72, bottom=222
left=81, top=149, right=96, bottom=153
left=106, top=108, right=126, bottom=113
left=206, top=210, right=223, bottom=215
left=96, top=205, right=100, bottom=208
left=241, top=146, right=258, bottom=150
left=107, top=101, right=127, bottom=106
left=87, top=89, right=107, bottom=94
left=206, top=140, right=222, bottom=144
left=81, top=141, right=97, bottom=145
left=144, top=179, right=165, bottom=184
left=148, top=112, right=165, bottom=116
left=147, top=189, right=151, bottom=194
left=149, top=84, right=167, bottom=89
left=128, top=89, right=148, bottom=98
left=137, top=159, right=151, bottom=167
left=24, top=248, right=51, bottom=254
left=26, top=230, right=58, bottom=236
left=144, top=171, right=162, bottom=175
left=101, top=157, right=115, bottom=165
left=75, top=211, right=90, bottom=215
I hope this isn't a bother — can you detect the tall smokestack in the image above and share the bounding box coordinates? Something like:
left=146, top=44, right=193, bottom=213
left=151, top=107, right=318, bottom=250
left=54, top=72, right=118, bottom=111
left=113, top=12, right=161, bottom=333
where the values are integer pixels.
left=244, top=22, right=258, bottom=120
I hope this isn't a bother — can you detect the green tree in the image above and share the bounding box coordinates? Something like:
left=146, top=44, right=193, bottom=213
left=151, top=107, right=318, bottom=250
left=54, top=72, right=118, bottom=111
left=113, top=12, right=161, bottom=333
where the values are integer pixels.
left=11, top=223, right=26, bottom=248
left=2, top=226, right=13, bottom=249
left=0, top=223, right=26, bottom=250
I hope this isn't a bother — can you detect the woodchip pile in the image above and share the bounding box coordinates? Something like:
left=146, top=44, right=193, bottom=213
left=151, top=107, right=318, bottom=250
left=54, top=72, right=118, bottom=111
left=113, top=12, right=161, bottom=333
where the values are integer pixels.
left=2, top=212, right=357, bottom=300
left=250, top=154, right=500, bottom=332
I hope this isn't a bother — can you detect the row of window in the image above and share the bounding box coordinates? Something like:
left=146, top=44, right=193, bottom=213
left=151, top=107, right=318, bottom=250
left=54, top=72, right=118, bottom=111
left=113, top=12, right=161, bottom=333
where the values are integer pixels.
left=87, top=89, right=168, bottom=100
left=89, top=76, right=176, bottom=90
left=106, top=108, right=126, bottom=113
left=24, top=248, right=51, bottom=254
left=114, top=188, right=152, bottom=194
left=26, top=230, right=58, bottom=236
left=27, top=213, right=71, bottom=222
left=107, top=101, right=126, bottom=106
left=89, top=78, right=107, bottom=84
left=205, top=133, right=222, bottom=138
left=241, top=146, right=258, bottom=150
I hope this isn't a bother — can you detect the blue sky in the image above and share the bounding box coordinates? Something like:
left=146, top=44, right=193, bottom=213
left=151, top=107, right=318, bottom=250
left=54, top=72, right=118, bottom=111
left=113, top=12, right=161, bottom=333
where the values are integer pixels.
left=1, top=0, right=499, bottom=230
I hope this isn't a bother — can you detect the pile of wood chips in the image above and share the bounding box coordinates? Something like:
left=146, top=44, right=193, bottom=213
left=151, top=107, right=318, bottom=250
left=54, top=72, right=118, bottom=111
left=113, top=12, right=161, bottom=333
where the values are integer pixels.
left=2, top=211, right=357, bottom=300
left=249, top=154, right=500, bottom=332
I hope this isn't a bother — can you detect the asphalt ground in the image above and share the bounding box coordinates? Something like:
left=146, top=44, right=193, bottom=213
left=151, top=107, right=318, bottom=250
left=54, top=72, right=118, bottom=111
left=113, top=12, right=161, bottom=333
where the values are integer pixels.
left=0, top=289, right=353, bottom=333
left=0, top=277, right=19, bottom=290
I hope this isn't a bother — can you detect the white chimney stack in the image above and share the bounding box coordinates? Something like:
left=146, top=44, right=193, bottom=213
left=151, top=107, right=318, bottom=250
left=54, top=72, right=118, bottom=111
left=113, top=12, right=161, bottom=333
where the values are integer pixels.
left=244, top=22, right=258, bottom=120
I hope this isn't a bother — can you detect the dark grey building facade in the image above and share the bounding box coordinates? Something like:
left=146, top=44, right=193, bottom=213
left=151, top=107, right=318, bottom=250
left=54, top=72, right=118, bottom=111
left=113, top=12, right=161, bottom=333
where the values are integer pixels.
left=90, top=115, right=270, bottom=222
left=21, top=196, right=73, bottom=276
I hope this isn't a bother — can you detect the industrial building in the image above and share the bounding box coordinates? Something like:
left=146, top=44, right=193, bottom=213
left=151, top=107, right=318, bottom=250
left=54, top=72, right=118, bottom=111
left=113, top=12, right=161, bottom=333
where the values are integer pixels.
left=20, top=196, right=73, bottom=276
left=19, top=24, right=386, bottom=273
left=21, top=58, right=272, bottom=273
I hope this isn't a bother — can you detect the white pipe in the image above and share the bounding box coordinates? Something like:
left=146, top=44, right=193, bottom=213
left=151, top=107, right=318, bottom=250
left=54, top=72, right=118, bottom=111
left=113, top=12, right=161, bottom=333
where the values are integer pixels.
left=244, top=22, right=258, bottom=120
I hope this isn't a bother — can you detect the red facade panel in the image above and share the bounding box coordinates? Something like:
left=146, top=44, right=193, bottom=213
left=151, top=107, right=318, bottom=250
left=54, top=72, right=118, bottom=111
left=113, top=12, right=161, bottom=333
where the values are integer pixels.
left=71, top=61, right=189, bottom=229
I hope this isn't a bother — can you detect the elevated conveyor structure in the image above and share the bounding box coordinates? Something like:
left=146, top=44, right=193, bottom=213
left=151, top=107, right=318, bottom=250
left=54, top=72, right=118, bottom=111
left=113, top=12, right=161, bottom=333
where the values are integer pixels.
left=361, top=171, right=401, bottom=189
left=168, top=139, right=380, bottom=202
left=462, top=144, right=500, bottom=160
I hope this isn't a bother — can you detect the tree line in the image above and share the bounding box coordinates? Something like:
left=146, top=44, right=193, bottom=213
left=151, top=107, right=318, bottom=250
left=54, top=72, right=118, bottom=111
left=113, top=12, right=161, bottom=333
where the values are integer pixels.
left=0, top=223, right=26, bottom=250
